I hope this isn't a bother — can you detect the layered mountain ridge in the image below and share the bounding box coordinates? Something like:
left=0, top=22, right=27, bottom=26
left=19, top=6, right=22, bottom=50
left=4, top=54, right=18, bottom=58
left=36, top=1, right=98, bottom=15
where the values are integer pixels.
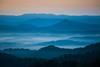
left=0, top=14, right=100, bottom=33
left=1, top=42, right=100, bottom=59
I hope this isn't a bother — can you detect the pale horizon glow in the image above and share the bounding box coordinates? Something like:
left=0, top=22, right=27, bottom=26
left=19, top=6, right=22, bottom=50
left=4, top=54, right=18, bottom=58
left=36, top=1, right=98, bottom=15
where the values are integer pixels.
left=0, top=0, right=100, bottom=15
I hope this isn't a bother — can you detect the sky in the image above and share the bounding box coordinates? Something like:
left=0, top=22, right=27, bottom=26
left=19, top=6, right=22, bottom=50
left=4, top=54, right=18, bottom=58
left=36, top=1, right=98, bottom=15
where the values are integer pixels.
left=0, top=0, right=100, bottom=15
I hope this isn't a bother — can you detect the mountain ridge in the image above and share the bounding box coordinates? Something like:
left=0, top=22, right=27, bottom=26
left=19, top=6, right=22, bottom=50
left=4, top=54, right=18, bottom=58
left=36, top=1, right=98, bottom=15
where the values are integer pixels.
left=0, top=14, right=100, bottom=33
left=1, top=42, right=100, bottom=59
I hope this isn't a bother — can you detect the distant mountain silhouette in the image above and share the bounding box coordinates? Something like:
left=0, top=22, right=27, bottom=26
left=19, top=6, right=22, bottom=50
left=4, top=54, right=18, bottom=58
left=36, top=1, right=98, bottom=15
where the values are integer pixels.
left=44, top=19, right=100, bottom=33
left=35, top=39, right=88, bottom=47
left=39, top=45, right=61, bottom=51
left=35, top=45, right=72, bottom=59
left=1, top=49, right=36, bottom=58
left=0, top=42, right=100, bottom=67
left=1, top=42, right=100, bottom=59
left=0, top=14, right=100, bottom=33
left=0, top=14, right=65, bottom=26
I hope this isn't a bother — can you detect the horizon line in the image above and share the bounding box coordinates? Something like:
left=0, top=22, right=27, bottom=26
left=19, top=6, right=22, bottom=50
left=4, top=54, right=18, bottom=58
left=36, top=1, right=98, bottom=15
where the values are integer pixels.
left=0, top=13, right=100, bottom=16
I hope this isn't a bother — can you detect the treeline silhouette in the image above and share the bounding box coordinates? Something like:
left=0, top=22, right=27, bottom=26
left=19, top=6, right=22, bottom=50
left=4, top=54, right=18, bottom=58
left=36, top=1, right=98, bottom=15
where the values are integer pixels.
left=0, top=43, right=100, bottom=67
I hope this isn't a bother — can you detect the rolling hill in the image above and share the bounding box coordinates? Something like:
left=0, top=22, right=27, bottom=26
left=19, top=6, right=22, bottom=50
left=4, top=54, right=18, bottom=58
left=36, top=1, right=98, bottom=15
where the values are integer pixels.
left=1, top=42, right=100, bottom=59
left=0, top=14, right=100, bottom=33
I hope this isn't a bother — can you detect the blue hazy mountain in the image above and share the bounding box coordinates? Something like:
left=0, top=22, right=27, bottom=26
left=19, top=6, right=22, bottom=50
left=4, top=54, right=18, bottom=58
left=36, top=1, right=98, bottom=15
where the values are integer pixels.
left=34, top=39, right=89, bottom=47
left=0, top=14, right=66, bottom=26
left=0, top=14, right=100, bottom=26
left=0, top=14, right=100, bottom=33
left=0, top=14, right=65, bottom=32
left=1, top=45, right=71, bottom=59
left=44, top=19, right=100, bottom=33
left=1, top=48, right=36, bottom=58
left=1, top=42, right=100, bottom=59
left=0, top=42, right=100, bottom=67
left=35, top=45, right=72, bottom=59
